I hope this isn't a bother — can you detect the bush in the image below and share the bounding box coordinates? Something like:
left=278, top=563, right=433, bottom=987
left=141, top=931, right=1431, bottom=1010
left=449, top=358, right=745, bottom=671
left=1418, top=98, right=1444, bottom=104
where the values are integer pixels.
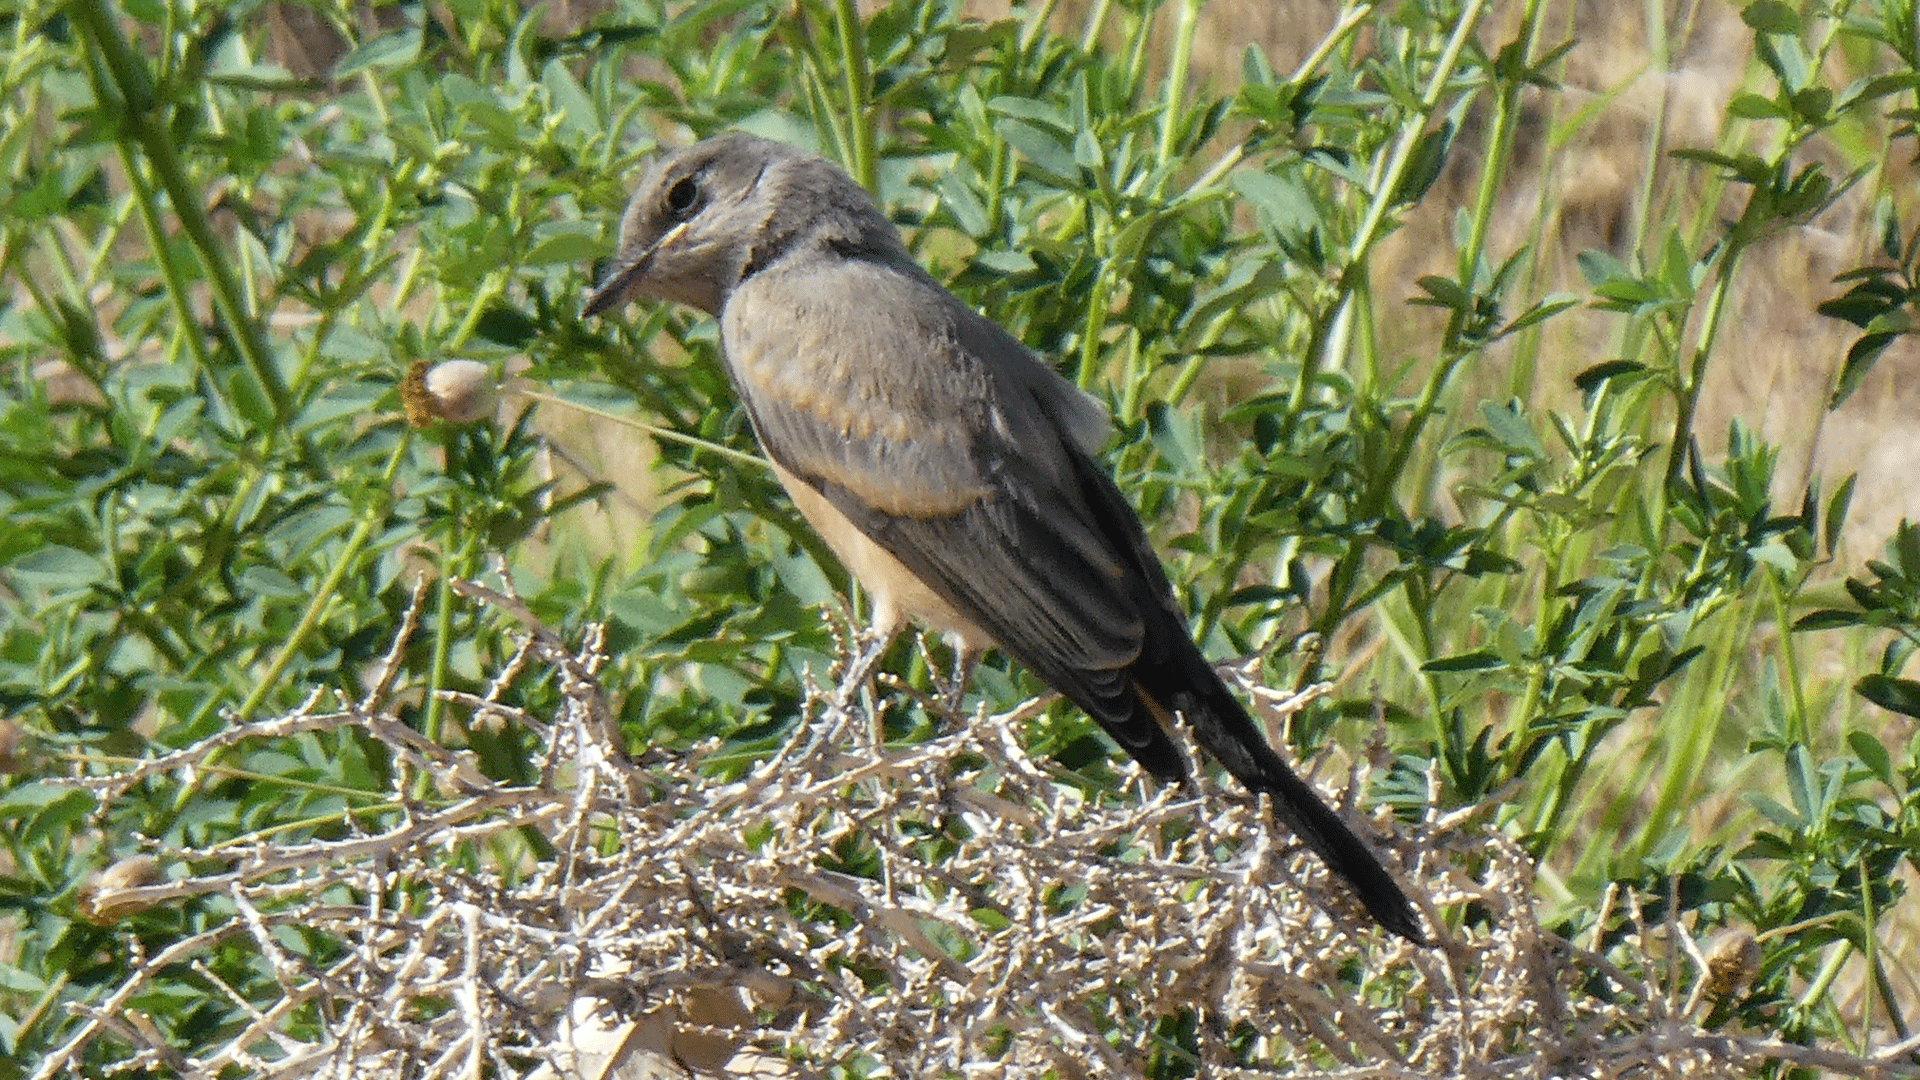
left=3, top=0, right=1919, bottom=1076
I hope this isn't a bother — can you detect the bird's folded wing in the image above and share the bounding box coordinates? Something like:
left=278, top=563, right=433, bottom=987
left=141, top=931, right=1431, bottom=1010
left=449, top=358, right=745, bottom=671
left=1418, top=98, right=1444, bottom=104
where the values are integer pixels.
left=723, top=258, right=1157, bottom=732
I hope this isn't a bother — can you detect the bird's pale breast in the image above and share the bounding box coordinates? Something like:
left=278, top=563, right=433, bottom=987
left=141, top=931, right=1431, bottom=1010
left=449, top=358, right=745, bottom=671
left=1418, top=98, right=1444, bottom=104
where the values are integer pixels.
left=767, top=458, right=993, bottom=649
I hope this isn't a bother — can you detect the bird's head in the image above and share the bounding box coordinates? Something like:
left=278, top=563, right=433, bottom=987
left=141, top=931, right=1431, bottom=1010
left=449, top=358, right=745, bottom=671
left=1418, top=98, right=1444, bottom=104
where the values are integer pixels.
left=583, top=132, right=903, bottom=319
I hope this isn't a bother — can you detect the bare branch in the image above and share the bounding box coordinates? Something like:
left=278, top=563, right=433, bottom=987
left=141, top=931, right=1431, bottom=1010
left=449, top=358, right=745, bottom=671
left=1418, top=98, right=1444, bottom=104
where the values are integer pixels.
left=40, top=582, right=1919, bottom=1079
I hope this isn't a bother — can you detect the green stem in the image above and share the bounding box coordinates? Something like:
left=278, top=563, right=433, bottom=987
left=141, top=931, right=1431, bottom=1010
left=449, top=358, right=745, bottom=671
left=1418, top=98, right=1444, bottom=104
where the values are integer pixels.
left=104, top=126, right=213, bottom=376
left=1296, top=0, right=1515, bottom=686
left=1163, top=301, right=1237, bottom=407
left=1767, top=566, right=1810, bottom=745
left=1155, top=0, right=1200, bottom=171
left=1291, top=2, right=1374, bottom=86
left=165, top=430, right=411, bottom=816
left=1077, top=0, right=1112, bottom=54
left=1075, top=265, right=1114, bottom=390
left=231, top=432, right=412, bottom=723
left=1453, top=0, right=1542, bottom=318
left=1122, top=2, right=1152, bottom=93
left=1626, top=0, right=1672, bottom=254
left=1019, top=0, right=1061, bottom=54
left=517, top=389, right=769, bottom=471
left=12, top=971, right=70, bottom=1051
left=421, top=528, right=477, bottom=749
left=1798, top=941, right=1851, bottom=1014
left=1289, top=0, right=1490, bottom=422
left=984, top=138, right=1009, bottom=238
left=447, top=271, right=507, bottom=352
left=829, top=0, right=874, bottom=191
left=1665, top=244, right=1743, bottom=488
left=69, top=1, right=292, bottom=425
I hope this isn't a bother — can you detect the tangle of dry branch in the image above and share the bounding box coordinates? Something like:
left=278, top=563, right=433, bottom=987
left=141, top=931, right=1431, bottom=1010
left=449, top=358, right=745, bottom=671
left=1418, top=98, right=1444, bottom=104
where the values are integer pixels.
left=38, top=582, right=1920, bottom=1079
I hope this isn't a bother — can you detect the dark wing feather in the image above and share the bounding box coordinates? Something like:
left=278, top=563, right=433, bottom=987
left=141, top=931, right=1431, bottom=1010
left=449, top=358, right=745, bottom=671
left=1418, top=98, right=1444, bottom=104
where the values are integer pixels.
left=722, top=255, right=1189, bottom=778
left=818, top=454, right=1185, bottom=774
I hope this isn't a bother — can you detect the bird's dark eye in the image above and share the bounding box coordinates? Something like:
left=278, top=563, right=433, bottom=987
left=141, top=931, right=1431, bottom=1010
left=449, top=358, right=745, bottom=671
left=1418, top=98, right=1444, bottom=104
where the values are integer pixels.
left=663, top=176, right=700, bottom=217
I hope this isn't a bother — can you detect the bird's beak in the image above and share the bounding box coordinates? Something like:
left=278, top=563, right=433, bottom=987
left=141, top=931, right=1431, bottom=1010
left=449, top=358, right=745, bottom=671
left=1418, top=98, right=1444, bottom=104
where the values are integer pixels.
left=582, top=251, right=653, bottom=317
left=582, top=220, right=692, bottom=317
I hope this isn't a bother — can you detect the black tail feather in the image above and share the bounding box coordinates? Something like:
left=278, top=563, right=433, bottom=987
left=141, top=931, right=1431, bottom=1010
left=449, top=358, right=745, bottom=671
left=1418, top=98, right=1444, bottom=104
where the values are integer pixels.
left=1150, top=648, right=1427, bottom=944
left=1057, top=451, right=1427, bottom=943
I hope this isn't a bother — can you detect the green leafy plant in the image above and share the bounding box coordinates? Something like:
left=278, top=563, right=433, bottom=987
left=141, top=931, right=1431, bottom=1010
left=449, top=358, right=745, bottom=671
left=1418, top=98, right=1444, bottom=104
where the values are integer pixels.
left=5, top=0, right=1920, bottom=1075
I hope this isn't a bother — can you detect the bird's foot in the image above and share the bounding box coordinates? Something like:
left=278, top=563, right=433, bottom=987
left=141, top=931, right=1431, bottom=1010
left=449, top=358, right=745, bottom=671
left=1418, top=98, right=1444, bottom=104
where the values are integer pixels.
left=934, top=647, right=979, bottom=730
left=904, top=633, right=979, bottom=731
left=830, top=624, right=894, bottom=749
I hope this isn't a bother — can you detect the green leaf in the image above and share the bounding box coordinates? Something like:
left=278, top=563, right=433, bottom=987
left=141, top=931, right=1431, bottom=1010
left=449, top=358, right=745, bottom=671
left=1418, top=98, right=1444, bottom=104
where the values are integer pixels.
left=542, top=58, right=599, bottom=136
left=1744, top=792, right=1804, bottom=832
left=476, top=304, right=538, bottom=348
left=1896, top=522, right=1920, bottom=579
left=1479, top=402, right=1545, bottom=458
left=1572, top=359, right=1649, bottom=393
left=1847, top=731, right=1893, bottom=785
left=1824, top=474, right=1854, bottom=557
left=1669, top=148, right=1770, bottom=183
left=1830, top=333, right=1896, bottom=410
left=240, top=564, right=306, bottom=600
left=1462, top=549, right=1523, bottom=576
left=1741, top=1, right=1801, bottom=35
left=524, top=222, right=605, bottom=266
left=1727, top=92, right=1785, bottom=120
left=1185, top=261, right=1288, bottom=330
left=1389, top=121, right=1453, bottom=207
left=1231, top=170, right=1316, bottom=237
left=8, top=545, right=108, bottom=592
left=973, top=248, right=1036, bottom=275
left=993, top=118, right=1077, bottom=182
left=332, top=27, right=422, bottom=79
left=265, top=506, right=355, bottom=563
left=1413, top=275, right=1469, bottom=313
left=1783, top=745, right=1817, bottom=820
left=1423, top=650, right=1504, bottom=673
left=1575, top=249, right=1631, bottom=289
left=937, top=171, right=989, bottom=237
left=1072, top=128, right=1104, bottom=172
left=986, top=96, right=1070, bottom=130
left=1790, top=87, right=1832, bottom=124
left=1144, top=401, right=1203, bottom=474
left=1793, top=609, right=1862, bottom=632
left=1816, top=276, right=1905, bottom=328
left=1240, top=44, right=1275, bottom=87
left=1502, top=294, right=1580, bottom=335
left=1856, top=674, right=1920, bottom=720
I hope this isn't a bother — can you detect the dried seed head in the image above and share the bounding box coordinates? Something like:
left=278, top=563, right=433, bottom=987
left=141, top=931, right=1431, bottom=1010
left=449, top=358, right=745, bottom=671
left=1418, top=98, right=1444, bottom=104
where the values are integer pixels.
left=402, top=359, right=497, bottom=426
left=0, top=719, right=25, bottom=774
left=1703, top=928, right=1762, bottom=1002
left=77, top=855, right=166, bottom=924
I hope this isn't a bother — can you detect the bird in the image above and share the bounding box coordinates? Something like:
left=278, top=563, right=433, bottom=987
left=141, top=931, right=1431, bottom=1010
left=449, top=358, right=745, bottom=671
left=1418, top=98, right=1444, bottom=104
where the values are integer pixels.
left=583, top=131, right=1426, bottom=944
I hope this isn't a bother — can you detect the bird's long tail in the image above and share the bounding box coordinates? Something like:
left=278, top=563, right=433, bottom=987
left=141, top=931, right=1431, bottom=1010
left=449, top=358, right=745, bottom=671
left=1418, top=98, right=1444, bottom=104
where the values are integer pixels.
left=1141, top=645, right=1427, bottom=944
left=1062, top=450, right=1425, bottom=942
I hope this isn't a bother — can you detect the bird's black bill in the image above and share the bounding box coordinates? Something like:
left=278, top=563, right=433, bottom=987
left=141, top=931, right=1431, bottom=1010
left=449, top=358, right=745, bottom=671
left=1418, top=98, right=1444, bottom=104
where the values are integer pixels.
left=582, top=254, right=652, bottom=317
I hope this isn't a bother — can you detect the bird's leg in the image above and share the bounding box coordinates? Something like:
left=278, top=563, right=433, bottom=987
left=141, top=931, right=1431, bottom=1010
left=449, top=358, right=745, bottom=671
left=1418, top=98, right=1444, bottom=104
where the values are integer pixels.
left=935, top=643, right=980, bottom=729
left=833, top=621, right=896, bottom=749
left=838, top=625, right=892, bottom=700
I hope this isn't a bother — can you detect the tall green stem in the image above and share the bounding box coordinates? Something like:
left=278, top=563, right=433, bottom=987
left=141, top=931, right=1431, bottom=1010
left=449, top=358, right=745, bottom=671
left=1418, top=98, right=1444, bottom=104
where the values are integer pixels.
left=1295, top=0, right=1492, bottom=421
left=829, top=0, right=874, bottom=191
left=68, top=1, right=292, bottom=426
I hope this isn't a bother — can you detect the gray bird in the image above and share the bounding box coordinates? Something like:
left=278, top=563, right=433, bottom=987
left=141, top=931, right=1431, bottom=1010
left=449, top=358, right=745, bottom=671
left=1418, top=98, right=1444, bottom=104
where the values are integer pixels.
left=584, top=132, right=1425, bottom=943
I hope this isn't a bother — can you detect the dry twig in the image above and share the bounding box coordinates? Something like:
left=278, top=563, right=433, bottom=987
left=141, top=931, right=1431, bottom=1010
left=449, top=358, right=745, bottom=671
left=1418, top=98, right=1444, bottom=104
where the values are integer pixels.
left=38, top=584, right=1920, bottom=1079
